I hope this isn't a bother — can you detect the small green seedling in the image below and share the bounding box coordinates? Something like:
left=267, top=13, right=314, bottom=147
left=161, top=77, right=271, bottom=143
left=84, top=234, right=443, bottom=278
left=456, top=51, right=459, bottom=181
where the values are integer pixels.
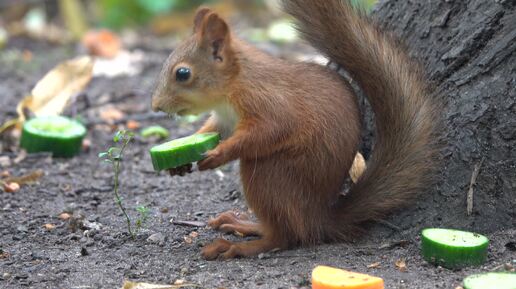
left=135, top=205, right=150, bottom=232
left=99, top=130, right=149, bottom=239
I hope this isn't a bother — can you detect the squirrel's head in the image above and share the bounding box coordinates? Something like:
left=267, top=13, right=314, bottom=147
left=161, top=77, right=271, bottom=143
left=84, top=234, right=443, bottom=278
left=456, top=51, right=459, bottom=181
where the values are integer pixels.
left=152, top=8, right=238, bottom=116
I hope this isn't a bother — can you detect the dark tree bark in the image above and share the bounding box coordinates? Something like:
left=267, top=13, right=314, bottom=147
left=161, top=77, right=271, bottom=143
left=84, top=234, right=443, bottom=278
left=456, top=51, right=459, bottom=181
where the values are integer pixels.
left=365, top=0, right=515, bottom=232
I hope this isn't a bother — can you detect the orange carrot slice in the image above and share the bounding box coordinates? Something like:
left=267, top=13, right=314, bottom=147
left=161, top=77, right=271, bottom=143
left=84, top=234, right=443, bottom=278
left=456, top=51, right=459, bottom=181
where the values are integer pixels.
left=312, top=266, right=384, bottom=289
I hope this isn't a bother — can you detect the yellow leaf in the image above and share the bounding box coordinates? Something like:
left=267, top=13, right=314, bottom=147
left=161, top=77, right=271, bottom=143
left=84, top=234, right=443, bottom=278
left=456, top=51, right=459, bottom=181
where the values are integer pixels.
left=19, top=56, right=93, bottom=119
left=1, top=56, right=93, bottom=135
left=349, top=152, right=366, bottom=183
left=395, top=259, right=408, bottom=272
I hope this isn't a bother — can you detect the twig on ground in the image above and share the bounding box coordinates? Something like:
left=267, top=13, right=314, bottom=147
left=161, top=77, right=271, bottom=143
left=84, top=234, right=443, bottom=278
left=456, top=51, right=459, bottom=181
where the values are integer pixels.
left=171, top=220, right=206, bottom=228
left=467, top=157, right=484, bottom=216
left=377, top=219, right=401, bottom=231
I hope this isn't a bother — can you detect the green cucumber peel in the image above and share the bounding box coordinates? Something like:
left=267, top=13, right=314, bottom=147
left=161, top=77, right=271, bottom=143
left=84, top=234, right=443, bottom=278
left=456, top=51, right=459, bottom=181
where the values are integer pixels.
left=150, top=132, right=220, bottom=171
left=20, top=116, right=87, bottom=158
left=421, top=228, right=489, bottom=269
left=464, top=272, right=516, bottom=289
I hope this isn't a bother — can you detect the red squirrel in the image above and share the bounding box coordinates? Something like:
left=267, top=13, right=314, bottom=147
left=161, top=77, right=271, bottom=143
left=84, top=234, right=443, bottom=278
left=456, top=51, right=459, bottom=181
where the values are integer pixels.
left=151, top=0, right=438, bottom=260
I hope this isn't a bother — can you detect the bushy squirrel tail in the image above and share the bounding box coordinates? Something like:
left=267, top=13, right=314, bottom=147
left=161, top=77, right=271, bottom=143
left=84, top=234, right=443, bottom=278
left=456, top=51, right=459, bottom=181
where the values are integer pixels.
left=282, top=0, right=439, bottom=238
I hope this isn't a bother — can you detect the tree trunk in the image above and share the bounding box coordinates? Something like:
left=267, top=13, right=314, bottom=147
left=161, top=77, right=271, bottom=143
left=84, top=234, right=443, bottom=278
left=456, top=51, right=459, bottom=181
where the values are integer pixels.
left=367, top=0, right=515, bottom=232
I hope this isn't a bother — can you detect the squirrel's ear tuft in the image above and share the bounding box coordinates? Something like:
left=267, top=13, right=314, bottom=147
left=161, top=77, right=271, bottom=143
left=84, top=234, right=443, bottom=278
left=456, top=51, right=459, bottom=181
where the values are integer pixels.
left=197, top=12, right=231, bottom=62
left=193, top=7, right=212, bottom=33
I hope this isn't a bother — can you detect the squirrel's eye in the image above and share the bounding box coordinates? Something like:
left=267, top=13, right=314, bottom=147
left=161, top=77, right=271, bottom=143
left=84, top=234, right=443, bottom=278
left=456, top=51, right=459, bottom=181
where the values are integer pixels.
left=175, top=67, right=191, bottom=82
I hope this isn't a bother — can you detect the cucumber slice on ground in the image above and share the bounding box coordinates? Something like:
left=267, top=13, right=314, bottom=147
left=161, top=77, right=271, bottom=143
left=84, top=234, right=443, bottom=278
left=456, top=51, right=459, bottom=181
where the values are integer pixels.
left=20, top=116, right=87, bottom=158
left=150, top=133, right=220, bottom=171
left=140, top=125, right=170, bottom=139
left=421, top=228, right=489, bottom=269
left=464, top=272, right=516, bottom=289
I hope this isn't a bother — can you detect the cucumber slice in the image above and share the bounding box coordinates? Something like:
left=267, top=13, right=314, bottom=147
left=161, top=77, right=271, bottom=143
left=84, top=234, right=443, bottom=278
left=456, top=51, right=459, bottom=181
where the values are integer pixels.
left=464, top=272, right=516, bottom=289
left=20, top=116, right=87, bottom=158
left=421, top=228, right=489, bottom=269
left=140, top=125, right=170, bottom=139
left=149, top=133, right=220, bottom=171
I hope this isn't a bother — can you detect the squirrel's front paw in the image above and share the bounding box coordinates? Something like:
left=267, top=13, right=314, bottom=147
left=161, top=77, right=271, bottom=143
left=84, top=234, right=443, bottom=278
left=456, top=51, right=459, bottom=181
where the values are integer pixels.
left=168, top=163, right=193, bottom=177
left=198, top=149, right=226, bottom=171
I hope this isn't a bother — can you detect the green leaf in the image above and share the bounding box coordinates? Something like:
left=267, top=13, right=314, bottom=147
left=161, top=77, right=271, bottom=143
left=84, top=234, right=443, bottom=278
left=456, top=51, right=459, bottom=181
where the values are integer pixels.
left=350, top=0, right=377, bottom=13
left=136, top=0, right=175, bottom=14
left=98, top=152, right=108, bottom=158
left=113, top=131, right=123, bottom=143
left=108, top=147, right=122, bottom=160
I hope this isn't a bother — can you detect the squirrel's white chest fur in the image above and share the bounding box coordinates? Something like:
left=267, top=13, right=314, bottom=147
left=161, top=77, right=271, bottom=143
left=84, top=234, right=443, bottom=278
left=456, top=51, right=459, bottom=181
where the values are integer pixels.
left=213, top=103, right=239, bottom=139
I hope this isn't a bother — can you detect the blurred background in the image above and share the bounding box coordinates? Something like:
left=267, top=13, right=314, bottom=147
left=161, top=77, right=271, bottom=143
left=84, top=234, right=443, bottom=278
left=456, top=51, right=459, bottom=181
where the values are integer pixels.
left=0, top=0, right=377, bottom=145
left=0, top=0, right=376, bottom=56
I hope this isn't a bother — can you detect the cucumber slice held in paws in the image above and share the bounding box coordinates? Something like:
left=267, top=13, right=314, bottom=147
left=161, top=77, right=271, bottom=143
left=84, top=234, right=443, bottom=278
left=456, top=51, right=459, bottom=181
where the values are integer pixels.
left=20, top=116, right=87, bottom=158
left=464, top=272, right=516, bottom=289
left=421, top=228, right=489, bottom=269
left=150, top=133, right=220, bottom=171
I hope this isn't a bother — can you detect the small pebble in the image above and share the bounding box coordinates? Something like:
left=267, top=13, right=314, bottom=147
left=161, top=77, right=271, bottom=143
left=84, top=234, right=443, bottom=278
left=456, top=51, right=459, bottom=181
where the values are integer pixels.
left=0, top=156, right=11, bottom=168
left=147, top=233, right=165, bottom=245
left=16, top=225, right=28, bottom=233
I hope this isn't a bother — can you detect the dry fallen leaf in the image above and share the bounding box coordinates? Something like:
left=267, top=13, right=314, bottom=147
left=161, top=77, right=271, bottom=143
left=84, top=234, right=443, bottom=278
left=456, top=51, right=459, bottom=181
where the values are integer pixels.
left=18, top=56, right=94, bottom=121
left=367, top=262, right=381, bottom=269
left=43, top=223, right=56, bottom=231
left=183, top=236, right=193, bottom=244
left=1, top=170, right=11, bottom=178
left=188, top=231, right=199, bottom=239
left=5, top=170, right=44, bottom=186
left=395, top=259, right=407, bottom=272
left=82, top=29, right=121, bottom=59
left=58, top=212, right=72, bottom=221
left=3, top=182, right=20, bottom=193
left=1, top=56, right=94, bottom=134
left=126, top=120, right=141, bottom=130
left=349, top=152, right=366, bottom=183
left=100, top=106, right=125, bottom=123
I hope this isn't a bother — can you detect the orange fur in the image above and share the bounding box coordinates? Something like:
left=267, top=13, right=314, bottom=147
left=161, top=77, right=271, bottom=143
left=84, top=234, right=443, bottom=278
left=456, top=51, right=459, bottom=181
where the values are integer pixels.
left=152, top=1, right=438, bottom=260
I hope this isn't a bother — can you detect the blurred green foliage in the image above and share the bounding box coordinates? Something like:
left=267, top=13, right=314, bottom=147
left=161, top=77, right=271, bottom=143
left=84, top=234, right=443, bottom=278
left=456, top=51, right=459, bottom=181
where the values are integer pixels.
left=351, top=0, right=377, bottom=12
left=96, top=0, right=376, bottom=30
left=97, top=0, right=213, bottom=29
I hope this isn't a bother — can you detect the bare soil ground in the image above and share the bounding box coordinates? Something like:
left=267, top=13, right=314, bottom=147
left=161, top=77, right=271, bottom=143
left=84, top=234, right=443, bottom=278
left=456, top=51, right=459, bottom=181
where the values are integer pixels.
left=0, top=38, right=514, bottom=289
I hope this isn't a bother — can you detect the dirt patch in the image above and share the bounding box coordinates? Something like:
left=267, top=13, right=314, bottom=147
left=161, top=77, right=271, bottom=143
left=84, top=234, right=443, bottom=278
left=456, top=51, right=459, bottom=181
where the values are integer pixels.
left=0, top=38, right=514, bottom=289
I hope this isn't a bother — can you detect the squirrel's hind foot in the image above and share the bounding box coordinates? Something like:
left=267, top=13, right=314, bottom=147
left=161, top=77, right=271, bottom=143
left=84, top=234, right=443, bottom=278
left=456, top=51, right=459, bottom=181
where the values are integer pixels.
left=208, top=210, right=263, bottom=237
